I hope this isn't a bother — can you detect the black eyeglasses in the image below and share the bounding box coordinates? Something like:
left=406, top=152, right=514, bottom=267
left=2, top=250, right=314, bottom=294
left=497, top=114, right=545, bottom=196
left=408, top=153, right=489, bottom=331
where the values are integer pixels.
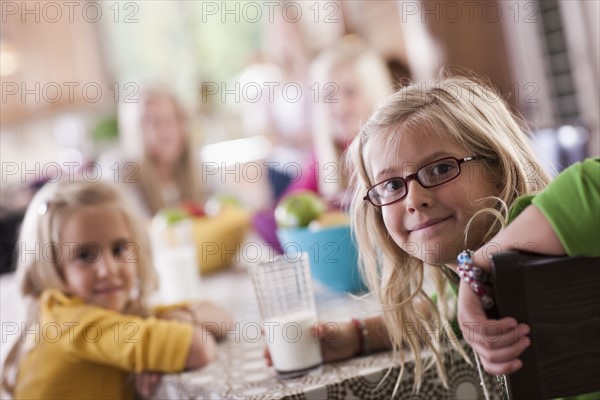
left=363, top=156, right=483, bottom=207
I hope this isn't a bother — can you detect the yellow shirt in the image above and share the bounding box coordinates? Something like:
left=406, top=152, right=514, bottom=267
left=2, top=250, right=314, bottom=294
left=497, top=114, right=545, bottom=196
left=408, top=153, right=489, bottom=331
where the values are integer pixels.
left=14, top=289, right=193, bottom=399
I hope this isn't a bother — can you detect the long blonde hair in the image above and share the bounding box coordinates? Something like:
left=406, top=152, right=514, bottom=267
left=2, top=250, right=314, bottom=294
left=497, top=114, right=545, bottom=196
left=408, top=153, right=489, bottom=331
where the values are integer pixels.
left=311, top=35, right=395, bottom=198
left=346, top=75, right=550, bottom=391
left=118, top=87, right=203, bottom=215
left=1, top=179, right=158, bottom=395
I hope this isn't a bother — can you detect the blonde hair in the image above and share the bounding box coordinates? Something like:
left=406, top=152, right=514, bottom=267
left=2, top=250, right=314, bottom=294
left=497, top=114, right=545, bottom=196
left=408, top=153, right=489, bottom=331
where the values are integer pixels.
left=346, top=75, right=550, bottom=391
left=311, top=35, right=395, bottom=198
left=1, top=179, right=158, bottom=395
left=118, top=87, right=203, bottom=215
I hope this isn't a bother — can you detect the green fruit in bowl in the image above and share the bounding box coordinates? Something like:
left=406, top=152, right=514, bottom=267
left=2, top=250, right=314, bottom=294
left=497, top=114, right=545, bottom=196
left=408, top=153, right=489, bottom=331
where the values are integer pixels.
left=275, top=191, right=327, bottom=228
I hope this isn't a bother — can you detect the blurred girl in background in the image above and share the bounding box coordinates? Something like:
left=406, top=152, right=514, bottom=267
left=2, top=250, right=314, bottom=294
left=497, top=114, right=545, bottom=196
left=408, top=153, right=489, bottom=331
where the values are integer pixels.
left=117, top=88, right=204, bottom=216
left=303, top=34, right=396, bottom=204
left=253, top=35, right=396, bottom=251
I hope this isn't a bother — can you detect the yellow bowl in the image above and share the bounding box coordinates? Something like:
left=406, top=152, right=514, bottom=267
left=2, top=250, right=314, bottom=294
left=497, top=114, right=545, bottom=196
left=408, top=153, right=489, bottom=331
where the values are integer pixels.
left=191, top=207, right=251, bottom=274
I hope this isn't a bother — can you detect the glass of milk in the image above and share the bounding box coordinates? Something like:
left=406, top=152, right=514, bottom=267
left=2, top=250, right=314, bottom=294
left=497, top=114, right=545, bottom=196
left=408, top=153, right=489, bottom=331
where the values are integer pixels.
left=150, top=215, right=202, bottom=304
left=249, top=253, right=323, bottom=378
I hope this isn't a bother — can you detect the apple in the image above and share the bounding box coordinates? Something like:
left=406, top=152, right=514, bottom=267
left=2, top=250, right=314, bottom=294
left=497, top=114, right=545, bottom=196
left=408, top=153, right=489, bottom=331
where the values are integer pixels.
left=275, top=191, right=327, bottom=228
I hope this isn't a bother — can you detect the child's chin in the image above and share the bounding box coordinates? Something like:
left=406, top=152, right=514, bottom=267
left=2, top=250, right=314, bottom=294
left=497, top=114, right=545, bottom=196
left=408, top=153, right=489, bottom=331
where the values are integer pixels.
left=94, top=298, right=126, bottom=312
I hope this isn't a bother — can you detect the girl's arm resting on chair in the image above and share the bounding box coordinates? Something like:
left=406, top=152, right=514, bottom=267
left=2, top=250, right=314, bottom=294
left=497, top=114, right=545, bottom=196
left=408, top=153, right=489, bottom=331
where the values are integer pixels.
left=474, top=204, right=565, bottom=270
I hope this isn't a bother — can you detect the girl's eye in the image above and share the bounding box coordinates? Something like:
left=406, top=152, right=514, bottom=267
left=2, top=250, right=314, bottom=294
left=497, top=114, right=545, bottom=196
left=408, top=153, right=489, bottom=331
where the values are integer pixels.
left=77, top=245, right=99, bottom=263
left=430, top=162, right=456, bottom=177
left=421, top=160, right=459, bottom=185
left=383, top=178, right=405, bottom=193
left=112, top=242, right=128, bottom=258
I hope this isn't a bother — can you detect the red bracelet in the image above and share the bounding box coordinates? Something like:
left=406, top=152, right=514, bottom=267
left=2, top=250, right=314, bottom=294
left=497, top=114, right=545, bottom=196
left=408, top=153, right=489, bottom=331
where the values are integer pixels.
left=351, top=318, right=370, bottom=356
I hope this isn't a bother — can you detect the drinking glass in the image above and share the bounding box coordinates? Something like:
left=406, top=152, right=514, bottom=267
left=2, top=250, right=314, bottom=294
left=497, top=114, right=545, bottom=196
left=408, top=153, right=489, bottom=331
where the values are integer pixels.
left=249, top=253, right=323, bottom=377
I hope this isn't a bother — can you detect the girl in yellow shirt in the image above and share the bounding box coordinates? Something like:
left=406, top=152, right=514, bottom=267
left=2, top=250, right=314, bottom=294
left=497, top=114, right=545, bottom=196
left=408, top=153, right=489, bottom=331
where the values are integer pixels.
left=1, top=180, right=232, bottom=399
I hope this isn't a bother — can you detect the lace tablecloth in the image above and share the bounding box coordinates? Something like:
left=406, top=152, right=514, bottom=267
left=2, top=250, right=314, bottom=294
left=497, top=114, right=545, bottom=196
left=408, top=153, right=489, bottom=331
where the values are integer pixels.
left=150, top=264, right=504, bottom=399
left=152, top=337, right=504, bottom=399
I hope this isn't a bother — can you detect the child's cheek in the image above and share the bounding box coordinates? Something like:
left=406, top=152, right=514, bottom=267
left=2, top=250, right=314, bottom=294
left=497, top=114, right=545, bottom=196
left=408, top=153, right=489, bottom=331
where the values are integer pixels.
left=64, top=269, right=87, bottom=297
left=122, top=263, right=137, bottom=290
left=381, top=209, right=404, bottom=241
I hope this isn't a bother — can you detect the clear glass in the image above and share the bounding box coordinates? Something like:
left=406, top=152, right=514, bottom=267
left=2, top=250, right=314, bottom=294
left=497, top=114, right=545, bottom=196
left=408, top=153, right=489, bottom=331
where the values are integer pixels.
left=249, top=253, right=323, bottom=378
left=150, top=218, right=202, bottom=303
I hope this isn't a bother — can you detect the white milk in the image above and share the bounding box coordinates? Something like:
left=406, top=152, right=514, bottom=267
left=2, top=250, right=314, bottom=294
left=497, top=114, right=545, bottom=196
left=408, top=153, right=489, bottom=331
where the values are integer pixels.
left=153, top=246, right=202, bottom=303
left=264, top=310, right=323, bottom=373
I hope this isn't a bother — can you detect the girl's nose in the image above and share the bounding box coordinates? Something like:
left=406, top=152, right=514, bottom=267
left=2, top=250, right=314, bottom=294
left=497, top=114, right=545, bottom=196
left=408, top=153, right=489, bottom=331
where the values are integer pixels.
left=96, top=252, right=119, bottom=277
left=404, top=179, right=433, bottom=213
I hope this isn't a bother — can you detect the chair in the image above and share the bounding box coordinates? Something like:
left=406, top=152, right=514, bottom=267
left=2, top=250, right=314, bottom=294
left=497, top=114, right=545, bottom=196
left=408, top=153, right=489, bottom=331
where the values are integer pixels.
left=490, top=251, right=600, bottom=400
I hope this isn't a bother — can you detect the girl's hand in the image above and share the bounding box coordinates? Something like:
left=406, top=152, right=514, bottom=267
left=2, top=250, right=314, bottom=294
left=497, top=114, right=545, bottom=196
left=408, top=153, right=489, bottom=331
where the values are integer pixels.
left=314, top=321, right=361, bottom=362
left=457, top=279, right=531, bottom=375
left=135, top=372, right=162, bottom=398
left=263, top=321, right=360, bottom=367
left=187, top=301, right=234, bottom=341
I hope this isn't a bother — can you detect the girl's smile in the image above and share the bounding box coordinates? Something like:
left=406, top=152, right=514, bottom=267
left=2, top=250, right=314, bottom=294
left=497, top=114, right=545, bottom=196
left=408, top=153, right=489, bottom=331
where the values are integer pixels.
left=408, top=215, right=453, bottom=233
left=94, top=285, right=125, bottom=295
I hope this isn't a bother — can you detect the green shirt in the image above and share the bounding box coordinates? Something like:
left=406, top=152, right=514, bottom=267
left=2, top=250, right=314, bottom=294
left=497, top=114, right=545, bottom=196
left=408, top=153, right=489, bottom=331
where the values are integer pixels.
left=511, top=157, right=600, bottom=256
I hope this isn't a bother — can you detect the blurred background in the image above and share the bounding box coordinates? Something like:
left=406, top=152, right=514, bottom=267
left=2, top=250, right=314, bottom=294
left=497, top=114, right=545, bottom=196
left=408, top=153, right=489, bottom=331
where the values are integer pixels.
left=1, top=0, right=599, bottom=271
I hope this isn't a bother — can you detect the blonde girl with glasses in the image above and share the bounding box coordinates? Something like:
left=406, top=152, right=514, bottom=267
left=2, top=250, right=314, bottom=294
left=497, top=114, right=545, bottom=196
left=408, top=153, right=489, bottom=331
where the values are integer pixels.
left=348, top=74, right=548, bottom=389
left=1, top=180, right=231, bottom=399
left=266, top=75, right=551, bottom=395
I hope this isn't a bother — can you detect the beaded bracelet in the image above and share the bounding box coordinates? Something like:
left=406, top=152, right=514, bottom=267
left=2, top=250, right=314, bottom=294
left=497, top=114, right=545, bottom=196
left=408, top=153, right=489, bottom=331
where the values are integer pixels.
left=351, top=318, right=370, bottom=356
left=457, top=250, right=496, bottom=310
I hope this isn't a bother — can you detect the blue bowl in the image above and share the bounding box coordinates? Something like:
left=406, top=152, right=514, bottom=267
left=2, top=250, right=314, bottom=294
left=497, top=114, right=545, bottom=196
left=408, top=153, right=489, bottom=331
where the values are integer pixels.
left=277, top=225, right=367, bottom=293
